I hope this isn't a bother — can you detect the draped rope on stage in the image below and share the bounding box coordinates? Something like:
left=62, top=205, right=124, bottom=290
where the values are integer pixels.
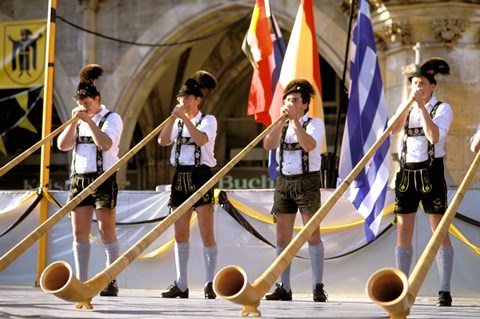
left=0, top=191, right=39, bottom=237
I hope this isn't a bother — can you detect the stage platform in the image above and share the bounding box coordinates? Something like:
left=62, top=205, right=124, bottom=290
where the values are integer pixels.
left=1, top=189, right=480, bottom=318
left=0, top=285, right=478, bottom=319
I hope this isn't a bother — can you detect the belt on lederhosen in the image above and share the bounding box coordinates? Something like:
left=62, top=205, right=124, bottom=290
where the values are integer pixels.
left=74, top=172, right=102, bottom=179
left=279, top=170, right=320, bottom=178
left=73, top=171, right=117, bottom=178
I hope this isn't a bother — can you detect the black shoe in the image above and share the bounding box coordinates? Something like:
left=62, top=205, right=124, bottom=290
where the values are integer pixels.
left=161, top=282, right=189, bottom=298
left=313, top=283, right=328, bottom=302
left=100, top=280, right=119, bottom=297
left=437, top=291, right=452, bottom=307
left=204, top=282, right=216, bottom=299
left=265, top=283, right=292, bottom=301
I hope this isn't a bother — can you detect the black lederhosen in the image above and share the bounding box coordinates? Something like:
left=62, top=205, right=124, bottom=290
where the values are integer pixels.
left=271, top=171, right=321, bottom=215
left=68, top=172, right=118, bottom=210
left=169, top=164, right=214, bottom=208
left=394, top=158, right=447, bottom=214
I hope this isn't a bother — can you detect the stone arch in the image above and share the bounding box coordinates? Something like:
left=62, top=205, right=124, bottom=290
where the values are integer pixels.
left=103, top=3, right=251, bottom=153
left=64, top=1, right=350, bottom=188
left=107, top=1, right=349, bottom=141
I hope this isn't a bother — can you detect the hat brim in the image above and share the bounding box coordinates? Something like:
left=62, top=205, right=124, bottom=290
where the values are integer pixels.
left=176, top=91, right=203, bottom=98
left=408, top=71, right=436, bottom=83
left=282, top=88, right=303, bottom=100
left=176, top=89, right=203, bottom=98
left=408, top=71, right=422, bottom=82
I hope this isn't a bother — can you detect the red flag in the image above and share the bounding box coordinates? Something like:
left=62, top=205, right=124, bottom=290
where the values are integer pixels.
left=243, top=0, right=285, bottom=126
left=268, top=0, right=325, bottom=150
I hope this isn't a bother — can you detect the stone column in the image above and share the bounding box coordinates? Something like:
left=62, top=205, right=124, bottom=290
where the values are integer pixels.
left=79, top=0, right=99, bottom=65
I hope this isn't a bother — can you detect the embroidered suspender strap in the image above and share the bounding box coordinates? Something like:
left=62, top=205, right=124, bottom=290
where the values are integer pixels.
left=95, top=112, right=112, bottom=173
left=426, top=102, right=441, bottom=166
left=400, top=101, right=442, bottom=168
left=72, top=111, right=113, bottom=175
left=279, top=118, right=311, bottom=175
left=174, top=113, right=206, bottom=167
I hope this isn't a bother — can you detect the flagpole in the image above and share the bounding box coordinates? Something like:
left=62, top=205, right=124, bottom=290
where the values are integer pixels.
left=36, top=0, right=57, bottom=286
left=333, top=0, right=355, bottom=156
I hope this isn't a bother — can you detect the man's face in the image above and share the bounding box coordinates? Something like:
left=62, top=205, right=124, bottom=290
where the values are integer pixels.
left=177, top=94, right=200, bottom=113
left=284, top=92, right=307, bottom=113
left=412, top=76, right=436, bottom=100
left=76, top=96, right=100, bottom=115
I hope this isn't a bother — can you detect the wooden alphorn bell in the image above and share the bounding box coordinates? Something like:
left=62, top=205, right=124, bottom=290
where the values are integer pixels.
left=39, top=114, right=288, bottom=309
left=366, top=137, right=480, bottom=319
left=213, top=98, right=415, bottom=317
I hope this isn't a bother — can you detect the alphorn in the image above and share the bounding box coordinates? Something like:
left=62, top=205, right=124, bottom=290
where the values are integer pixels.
left=39, top=114, right=288, bottom=309
left=366, top=141, right=480, bottom=318
left=213, top=97, right=415, bottom=317
left=0, top=115, right=174, bottom=272
left=0, top=117, right=76, bottom=178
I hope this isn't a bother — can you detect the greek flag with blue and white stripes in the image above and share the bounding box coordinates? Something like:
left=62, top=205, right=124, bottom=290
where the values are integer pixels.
left=338, top=0, right=390, bottom=242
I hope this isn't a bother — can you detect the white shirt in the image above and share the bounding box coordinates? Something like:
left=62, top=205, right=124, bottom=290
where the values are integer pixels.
left=72, top=105, right=123, bottom=174
left=275, top=114, right=325, bottom=175
left=168, top=111, right=217, bottom=167
left=397, top=96, right=453, bottom=163
left=470, top=123, right=480, bottom=147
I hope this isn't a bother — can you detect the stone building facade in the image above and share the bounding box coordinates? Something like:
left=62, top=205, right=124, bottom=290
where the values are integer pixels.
left=0, top=0, right=479, bottom=190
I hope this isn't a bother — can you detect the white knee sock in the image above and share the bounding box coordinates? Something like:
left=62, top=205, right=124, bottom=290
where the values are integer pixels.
left=175, top=242, right=189, bottom=291
left=103, top=240, right=120, bottom=267
left=277, top=246, right=292, bottom=291
left=203, top=245, right=218, bottom=283
left=395, top=246, right=413, bottom=276
left=73, top=241, right=90, bottom=282
left=436, top=247, right=454, bottom=292
left=308, top=242, right=325, bottom=290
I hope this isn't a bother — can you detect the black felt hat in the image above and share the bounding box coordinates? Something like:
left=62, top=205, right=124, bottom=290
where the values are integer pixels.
left=74, top=64, right=103, bottom=99
left=176, top=70, right=217, bottom=98
left=177, top=78, right=203, bottom=97
left=408, top=57, right=450, bottom=85
left=75, top=82, right=100, bottom=99
left=282, top=79, right=315, bottom=101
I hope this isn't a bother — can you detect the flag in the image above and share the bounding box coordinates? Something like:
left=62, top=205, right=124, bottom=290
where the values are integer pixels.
left=243, top=0, right=285, bottom=179
left=243, top=0, right=285, bottom=127
left=268, top=0, right=324, bottom=141
left=338, top=0, right=390, bottom=242
left=266, top=0, right=325, bottom=179
left=0, top=20, right=46, bottom=88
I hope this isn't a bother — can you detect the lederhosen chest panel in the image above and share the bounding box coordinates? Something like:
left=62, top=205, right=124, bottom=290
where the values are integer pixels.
left=174, top=113, right=206, bottom=167
left=400, top=101, right=442, bottom=168
left=279, top=118, right=311, bottom=175
left=73, top=111, right=112, bottom=174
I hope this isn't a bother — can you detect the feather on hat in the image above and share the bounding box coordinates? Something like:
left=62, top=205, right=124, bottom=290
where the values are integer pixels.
left=75, top=64, right=104, bottom=99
